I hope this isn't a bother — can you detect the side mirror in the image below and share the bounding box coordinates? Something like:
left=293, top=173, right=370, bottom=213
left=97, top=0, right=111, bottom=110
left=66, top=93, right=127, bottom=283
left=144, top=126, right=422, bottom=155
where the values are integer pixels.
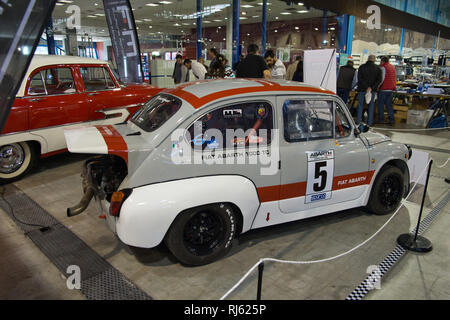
left=358, top=123, right=370, bottom=133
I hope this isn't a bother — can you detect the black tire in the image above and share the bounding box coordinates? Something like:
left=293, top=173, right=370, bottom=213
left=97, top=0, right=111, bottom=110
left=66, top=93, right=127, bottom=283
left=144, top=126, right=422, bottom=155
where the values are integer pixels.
left=0, top=142, right=38, bottom=184
left=165, top=203, right=236, bottom=266
left=367, top=165, right=405, bottom=215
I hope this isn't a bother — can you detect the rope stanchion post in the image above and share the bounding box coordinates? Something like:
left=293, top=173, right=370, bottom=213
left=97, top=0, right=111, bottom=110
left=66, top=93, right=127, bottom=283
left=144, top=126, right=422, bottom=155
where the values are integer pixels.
left=397, top=159, right=433, bottom=252
left=256, top=262, right=264, bottom=300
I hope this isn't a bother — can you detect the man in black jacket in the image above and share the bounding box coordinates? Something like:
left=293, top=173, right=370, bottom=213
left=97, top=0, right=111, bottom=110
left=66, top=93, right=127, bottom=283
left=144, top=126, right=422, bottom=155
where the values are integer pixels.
left=356, top=55, right=382, bottom=125
left=337, top=60, right=356, bottom=104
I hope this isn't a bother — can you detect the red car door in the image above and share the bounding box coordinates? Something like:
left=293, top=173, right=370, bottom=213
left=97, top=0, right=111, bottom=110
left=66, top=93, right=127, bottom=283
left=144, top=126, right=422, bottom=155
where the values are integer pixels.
left=79, top=65, right=135, bottom=123
left=27, top=66, right=89, bottom=129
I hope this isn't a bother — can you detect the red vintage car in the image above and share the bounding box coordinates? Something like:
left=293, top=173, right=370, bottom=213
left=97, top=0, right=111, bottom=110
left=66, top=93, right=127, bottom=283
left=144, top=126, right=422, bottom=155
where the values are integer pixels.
left=0, top=55, right=162, bottom=182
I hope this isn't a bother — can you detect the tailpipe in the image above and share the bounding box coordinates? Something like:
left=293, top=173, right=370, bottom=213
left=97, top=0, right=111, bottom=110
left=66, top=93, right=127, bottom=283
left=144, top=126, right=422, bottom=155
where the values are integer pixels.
left=67, top=188, right=94, bottom=217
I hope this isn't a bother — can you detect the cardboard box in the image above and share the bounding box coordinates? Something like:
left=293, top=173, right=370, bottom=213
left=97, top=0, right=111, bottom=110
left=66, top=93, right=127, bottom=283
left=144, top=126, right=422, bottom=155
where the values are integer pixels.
left=406, top=109, right=434, bottom=127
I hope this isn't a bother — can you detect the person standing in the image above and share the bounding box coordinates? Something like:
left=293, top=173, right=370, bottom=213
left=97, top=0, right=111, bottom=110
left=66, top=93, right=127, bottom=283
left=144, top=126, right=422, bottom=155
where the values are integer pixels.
left=292, top=57, right=304, bottom=82
left=286, top=56, right=302, bottom=81
left=264, top=49, right=286, bottom=79
left=236, top=44, right=271, bottom=79
left=172, top=54, right=183, bottom=84
left=356, top=55, right=382, bottom=125
left=377, top=56, right=397, bottom=125
left=337, top=60, right=356, bottom=104
left=207, top=48, right=218, bottom=72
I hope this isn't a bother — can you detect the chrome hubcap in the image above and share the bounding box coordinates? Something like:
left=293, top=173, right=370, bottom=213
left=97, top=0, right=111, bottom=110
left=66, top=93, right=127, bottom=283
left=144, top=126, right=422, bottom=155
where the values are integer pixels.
left=0, top=144, right=25, bottom=174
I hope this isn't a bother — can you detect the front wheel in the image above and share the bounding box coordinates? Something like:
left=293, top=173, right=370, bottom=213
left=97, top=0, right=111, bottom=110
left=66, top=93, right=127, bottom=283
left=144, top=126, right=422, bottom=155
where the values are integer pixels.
left=165, top=203, right=236, bottom=266
left=0, top=142, right=37, bottom=183
left=367, top=165, right=405, bottom=215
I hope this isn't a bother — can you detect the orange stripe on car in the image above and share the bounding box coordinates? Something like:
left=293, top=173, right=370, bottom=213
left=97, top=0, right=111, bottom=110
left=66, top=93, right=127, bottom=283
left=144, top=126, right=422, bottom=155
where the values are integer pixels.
left=96, top=125, right=128, bottom=164
left=257, top=171, right=375, bottom=203
left=164, top=81, right=335, bottom=109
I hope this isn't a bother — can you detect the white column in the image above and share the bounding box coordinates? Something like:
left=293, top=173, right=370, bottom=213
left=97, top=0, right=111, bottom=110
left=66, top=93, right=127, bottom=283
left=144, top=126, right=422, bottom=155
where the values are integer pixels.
left=226, top=7, right=233, bottom=64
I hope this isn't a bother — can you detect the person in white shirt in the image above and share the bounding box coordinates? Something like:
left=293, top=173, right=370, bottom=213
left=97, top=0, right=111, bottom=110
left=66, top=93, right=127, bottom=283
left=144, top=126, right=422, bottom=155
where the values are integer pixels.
left=191, top=59, right=208, bottom=80
left=264, top=49, right=286, bottom=79
left=180, top=59, right=208, bottom=83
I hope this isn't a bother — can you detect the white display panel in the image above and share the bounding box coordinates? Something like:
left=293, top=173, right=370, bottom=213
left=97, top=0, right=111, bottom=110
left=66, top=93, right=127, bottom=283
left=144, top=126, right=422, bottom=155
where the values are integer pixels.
left=303, top=49, right=337, bottom=93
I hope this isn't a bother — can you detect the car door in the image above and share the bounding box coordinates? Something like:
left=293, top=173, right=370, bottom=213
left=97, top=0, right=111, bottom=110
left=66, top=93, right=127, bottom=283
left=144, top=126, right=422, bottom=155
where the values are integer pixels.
left=277, top=96, right=369, bottom=214
left=79, top=65, right=131, bottom=125
left=27, top=66, right=89, bottom=152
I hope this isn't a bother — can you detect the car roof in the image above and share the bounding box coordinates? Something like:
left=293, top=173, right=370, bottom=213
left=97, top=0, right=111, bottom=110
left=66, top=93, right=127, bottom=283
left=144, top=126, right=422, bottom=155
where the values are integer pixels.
left=17, top=54, right=108, bottom=97
left=163, top=78, right=336, bottom=109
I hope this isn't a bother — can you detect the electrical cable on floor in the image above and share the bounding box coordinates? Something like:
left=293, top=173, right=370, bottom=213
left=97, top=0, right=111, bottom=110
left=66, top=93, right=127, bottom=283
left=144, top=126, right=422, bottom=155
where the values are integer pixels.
left=0, top=185, right=49, bottom=230
left=220, top=159, right=433, bottom=300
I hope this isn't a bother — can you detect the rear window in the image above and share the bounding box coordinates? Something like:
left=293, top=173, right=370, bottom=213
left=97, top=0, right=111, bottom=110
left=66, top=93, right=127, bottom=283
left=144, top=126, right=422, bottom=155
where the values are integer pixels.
left=131, top=94, right=181, bottom=132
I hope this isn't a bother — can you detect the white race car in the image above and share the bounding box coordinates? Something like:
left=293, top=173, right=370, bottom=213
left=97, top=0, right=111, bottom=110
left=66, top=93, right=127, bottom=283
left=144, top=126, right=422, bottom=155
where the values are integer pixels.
left=65, top=79, right=411, bottom=265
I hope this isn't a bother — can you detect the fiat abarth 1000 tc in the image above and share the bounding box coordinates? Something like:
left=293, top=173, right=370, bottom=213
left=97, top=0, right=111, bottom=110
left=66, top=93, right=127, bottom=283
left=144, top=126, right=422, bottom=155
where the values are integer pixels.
left=0, top=55, right=161, bottom=182
left=64, top=79, right=412, bottom=266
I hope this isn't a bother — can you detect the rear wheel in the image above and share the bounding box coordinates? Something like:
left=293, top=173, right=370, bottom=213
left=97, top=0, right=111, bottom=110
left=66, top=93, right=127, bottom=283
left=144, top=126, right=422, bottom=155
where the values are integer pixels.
left=0, top=142, right=37, bottom=183
left=367, top=165, right=405, bottom=215
left=165, top=203, right=236, bottom=266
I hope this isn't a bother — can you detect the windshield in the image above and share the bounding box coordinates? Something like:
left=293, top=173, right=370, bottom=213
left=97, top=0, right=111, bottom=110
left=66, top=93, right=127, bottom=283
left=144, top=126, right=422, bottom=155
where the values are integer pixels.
left=131, top=94, right=182, bottom=132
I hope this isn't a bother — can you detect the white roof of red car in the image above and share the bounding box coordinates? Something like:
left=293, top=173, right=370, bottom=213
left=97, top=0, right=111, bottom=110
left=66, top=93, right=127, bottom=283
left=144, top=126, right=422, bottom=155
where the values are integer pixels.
left=17, top=55, right=108, bottom=97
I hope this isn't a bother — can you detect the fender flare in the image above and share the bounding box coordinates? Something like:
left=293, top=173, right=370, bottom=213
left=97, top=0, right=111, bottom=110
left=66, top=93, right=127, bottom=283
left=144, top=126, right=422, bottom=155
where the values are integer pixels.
left=116, top=175, right=260, bottom=248
left=364, top=157, right=410, bottom=205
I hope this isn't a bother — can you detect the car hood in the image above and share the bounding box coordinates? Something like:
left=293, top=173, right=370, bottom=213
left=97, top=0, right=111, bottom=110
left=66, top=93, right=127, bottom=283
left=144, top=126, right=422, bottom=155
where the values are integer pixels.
left=64, top=123, right=154, bottom=173
left=360, top=130, right=391, bottom=146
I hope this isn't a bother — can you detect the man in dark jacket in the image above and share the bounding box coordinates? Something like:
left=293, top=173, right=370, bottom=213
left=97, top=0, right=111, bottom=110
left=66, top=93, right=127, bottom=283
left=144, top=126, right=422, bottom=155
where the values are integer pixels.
left=356, top=55, right=382, bottom=125
left=172, top=54, right=183, bottom=84
left=236, top=44, right=271, bottom=79
left=337, top=60, right=356, bottom=104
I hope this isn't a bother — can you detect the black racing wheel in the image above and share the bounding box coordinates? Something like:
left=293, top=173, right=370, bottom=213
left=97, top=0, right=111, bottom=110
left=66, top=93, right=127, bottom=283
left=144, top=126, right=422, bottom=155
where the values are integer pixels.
left=165, top=203, right=236, bottom=266
left=367, top=165, right=405, bottom=215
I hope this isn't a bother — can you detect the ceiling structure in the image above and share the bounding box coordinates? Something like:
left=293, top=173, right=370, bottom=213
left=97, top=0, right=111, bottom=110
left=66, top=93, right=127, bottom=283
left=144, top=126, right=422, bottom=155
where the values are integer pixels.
left=51, top=0, right=333, bottom=40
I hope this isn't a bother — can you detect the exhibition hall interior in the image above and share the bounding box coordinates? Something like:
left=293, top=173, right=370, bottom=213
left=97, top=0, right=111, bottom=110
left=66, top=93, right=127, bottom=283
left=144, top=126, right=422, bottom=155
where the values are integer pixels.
left=0, top=0, right=449, bottom=303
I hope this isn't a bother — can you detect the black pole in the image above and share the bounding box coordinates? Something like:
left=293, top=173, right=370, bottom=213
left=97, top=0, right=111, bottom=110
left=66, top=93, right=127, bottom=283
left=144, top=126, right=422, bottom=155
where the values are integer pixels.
left=256, top=262, right=264, bottom=300
left=414, top=159, right=433, bottom=241
left=397, top=159, right=433, bottom=252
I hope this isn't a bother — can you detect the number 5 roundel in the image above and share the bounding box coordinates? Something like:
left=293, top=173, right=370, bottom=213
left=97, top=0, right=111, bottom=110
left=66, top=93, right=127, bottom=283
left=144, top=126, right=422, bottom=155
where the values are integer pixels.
left=305, top=150, right=334, bottom=204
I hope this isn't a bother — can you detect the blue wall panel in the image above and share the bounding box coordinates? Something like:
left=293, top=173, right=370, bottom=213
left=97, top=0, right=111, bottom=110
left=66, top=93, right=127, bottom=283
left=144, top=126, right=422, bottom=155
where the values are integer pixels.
left=374, top=0, right=449, bottom=27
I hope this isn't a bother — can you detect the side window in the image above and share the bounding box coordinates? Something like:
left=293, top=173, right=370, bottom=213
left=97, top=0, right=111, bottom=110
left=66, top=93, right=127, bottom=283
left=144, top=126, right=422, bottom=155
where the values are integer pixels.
left=28, top=71, right=46, bottom=96
left=283, top=100, right=333, bottom=142
left=335, top=103, right=352, bottom=138
left=41, top=67, right=75, bottom=95
left=81, top=67, right=115, bottom=91
left=187, top=102, right=273, bottom=150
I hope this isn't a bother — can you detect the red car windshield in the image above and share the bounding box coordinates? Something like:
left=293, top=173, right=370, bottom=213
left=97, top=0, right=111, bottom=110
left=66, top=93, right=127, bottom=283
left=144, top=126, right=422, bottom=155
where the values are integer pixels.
left=131, top=94, right=181, bottom=132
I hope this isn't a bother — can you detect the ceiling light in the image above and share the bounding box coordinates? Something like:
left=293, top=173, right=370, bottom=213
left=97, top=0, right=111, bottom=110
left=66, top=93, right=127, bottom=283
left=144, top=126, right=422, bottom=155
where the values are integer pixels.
left=252, top=15, right=259, bottom=18
left=135, top=20, right=143, bottom=23
left=280, top=12, right=292, bottom=15
left=297, top=10, right=308, bottom=13
left=144, top=18, right=152, bottom=22
left=295, top=26, right=299, bottom=30
left=314, top=27, right=319, bottom=31
left=146, top=3, right=159, bottom=6
left=213, top=19, right=222, bottom=22
left=240, top=17, right=248, bottom=20
left=55, top=3, right=64, bottom=5
left=360, top=19, right=367, bottom=23
left=242, top=4, right=254, bottom=8
left=242, top=11, right=247, bottom=15
left=297, top=2, right=304, bottom=5
left=159, top=1, right=172, bottom=4
left=257, top=2, right=271, bottom=5
left=174, top=23, right=180, bottom=26
left=203, top=20, right=211, bottom=23
left=275, top=17, right=279, bottom=19
left=274, top=30, right=278, bottom=33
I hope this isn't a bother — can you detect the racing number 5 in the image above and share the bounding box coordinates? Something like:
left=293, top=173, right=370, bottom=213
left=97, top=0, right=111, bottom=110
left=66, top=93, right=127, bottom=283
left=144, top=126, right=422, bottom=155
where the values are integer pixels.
left=313, top=161, right=327, bottom=192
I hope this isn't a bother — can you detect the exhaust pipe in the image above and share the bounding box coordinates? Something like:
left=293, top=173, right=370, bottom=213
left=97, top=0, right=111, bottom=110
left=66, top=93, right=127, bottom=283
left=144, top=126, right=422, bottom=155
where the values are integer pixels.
left=67, top=188, right=94, bottom=217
